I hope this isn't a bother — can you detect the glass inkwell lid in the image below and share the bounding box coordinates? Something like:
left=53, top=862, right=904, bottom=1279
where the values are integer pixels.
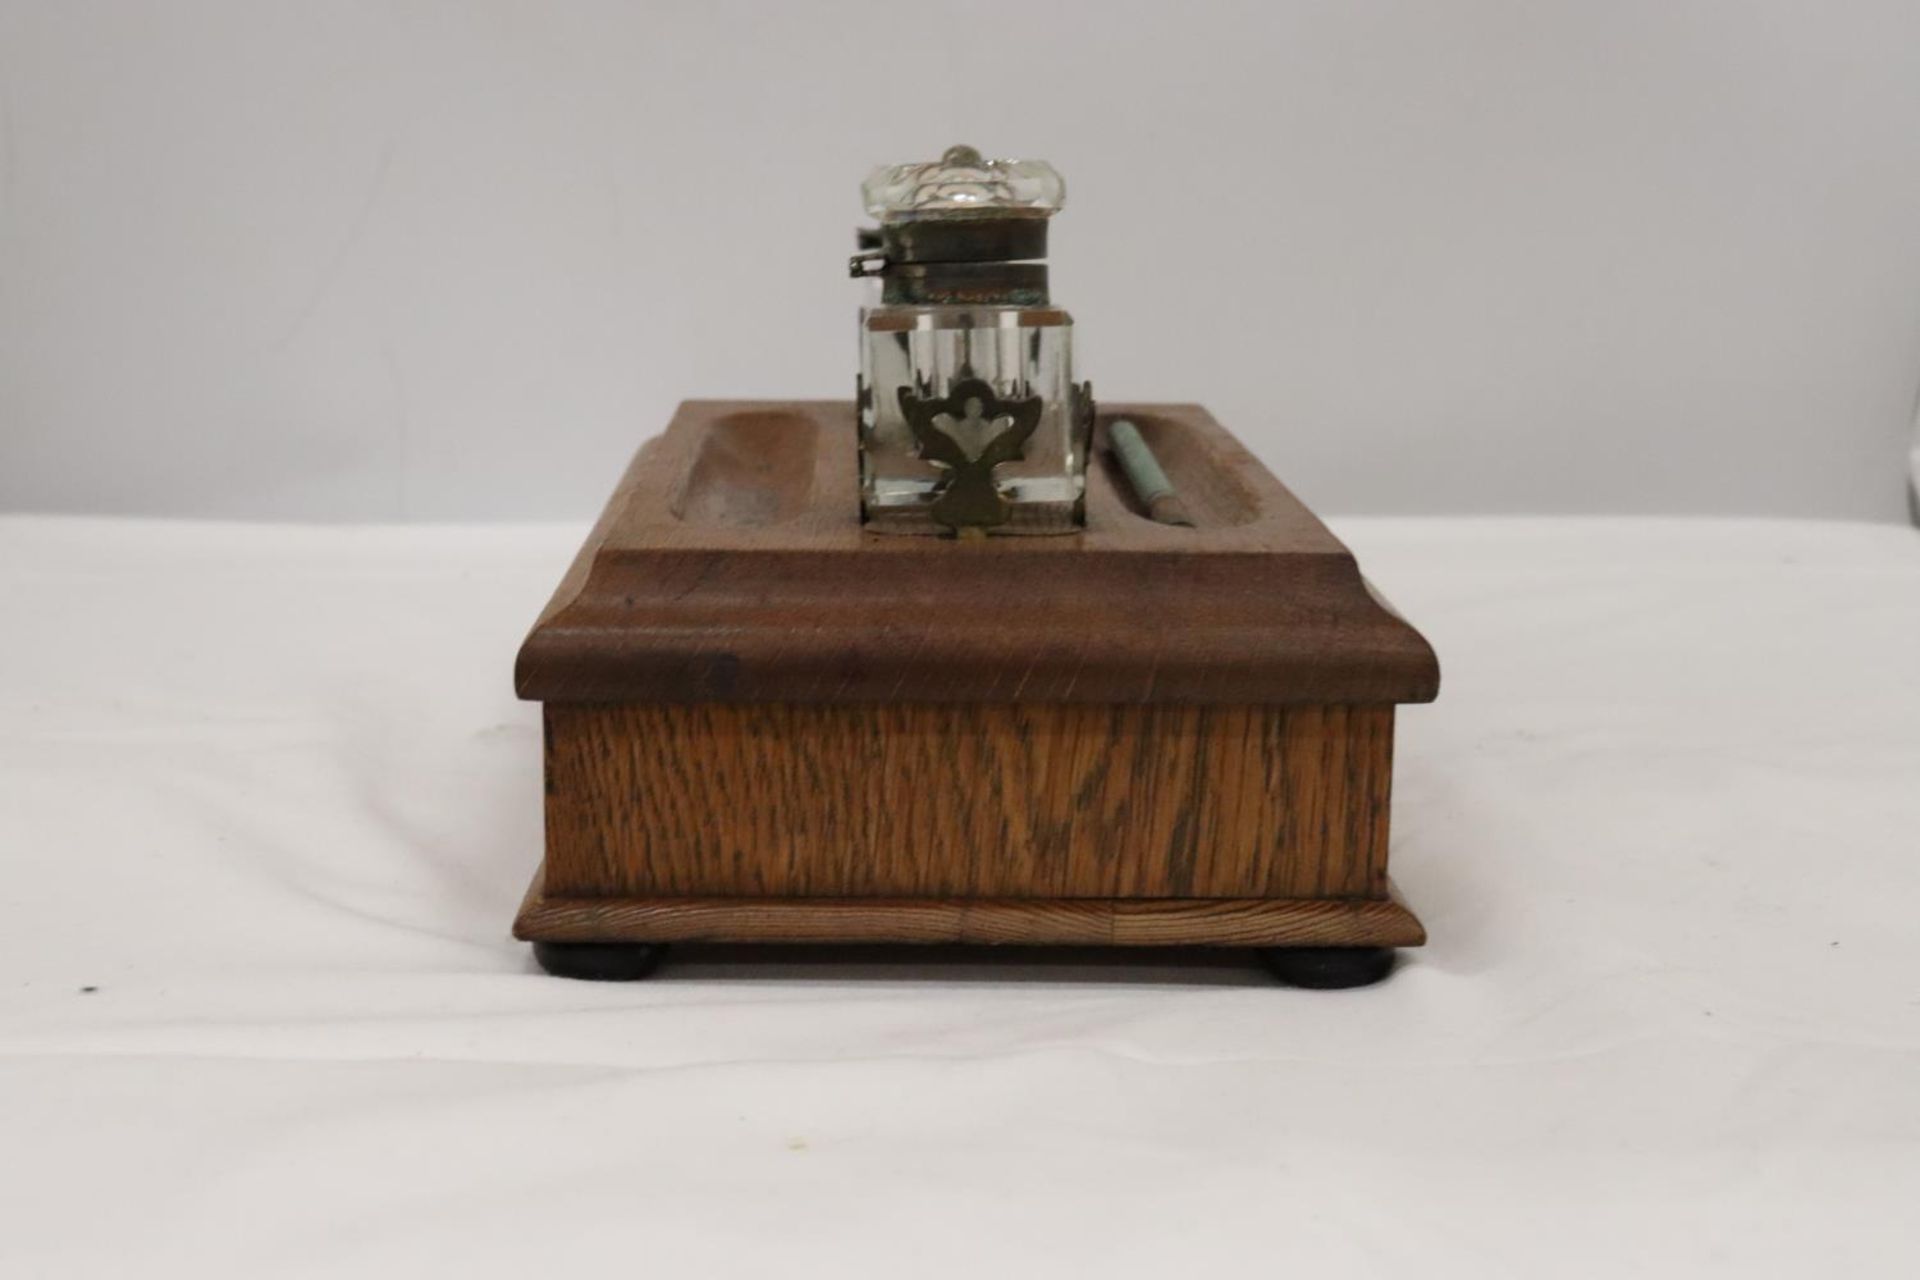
left=852, top=145, right=1091, bottom=537
left=862, top=145, right=1066, bottom=217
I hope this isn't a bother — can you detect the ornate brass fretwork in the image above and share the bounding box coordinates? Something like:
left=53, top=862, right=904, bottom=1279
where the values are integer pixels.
left=897, top=377, right=1043, bottom=532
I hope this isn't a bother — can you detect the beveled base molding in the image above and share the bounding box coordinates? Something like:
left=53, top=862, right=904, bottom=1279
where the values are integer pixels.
left=513, top=866, right=1426, bottom=949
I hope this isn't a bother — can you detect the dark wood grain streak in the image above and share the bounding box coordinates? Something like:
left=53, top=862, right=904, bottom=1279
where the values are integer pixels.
left=541, top=702, right=1395, bottom=901
left=514, top=867, right=1427, bottom=947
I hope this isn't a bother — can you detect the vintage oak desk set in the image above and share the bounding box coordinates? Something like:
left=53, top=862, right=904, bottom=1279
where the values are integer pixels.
left=513, top=148, right=1440, bottom=987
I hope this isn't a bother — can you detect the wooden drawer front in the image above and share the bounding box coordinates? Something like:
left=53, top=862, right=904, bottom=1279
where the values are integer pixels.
left=542, top=703, right=1393, bottom=900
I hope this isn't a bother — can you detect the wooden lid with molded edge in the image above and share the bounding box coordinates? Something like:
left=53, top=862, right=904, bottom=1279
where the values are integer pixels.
left=515, top=400, right=1440, bottom=706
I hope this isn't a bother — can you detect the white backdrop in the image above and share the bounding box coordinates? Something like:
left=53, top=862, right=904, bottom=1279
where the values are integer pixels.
left=4, top=0, right=1920, bottom=522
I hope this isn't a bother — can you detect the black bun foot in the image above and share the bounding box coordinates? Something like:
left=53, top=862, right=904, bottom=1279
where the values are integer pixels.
left=532, top=941, right=668, bottom=981
left=1260, top=946, right=1396, bottom=989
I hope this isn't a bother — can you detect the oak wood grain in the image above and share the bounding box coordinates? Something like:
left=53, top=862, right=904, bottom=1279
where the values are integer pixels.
left=514, top=866, right=1427, bottom=947
left=514, top=401, right=1438, bottom=956
left=542, top=702, right=1394, bottom=901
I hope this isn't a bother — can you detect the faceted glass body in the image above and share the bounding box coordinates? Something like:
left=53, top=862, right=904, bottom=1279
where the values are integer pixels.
left=859, top=305, right=1084, bottom=535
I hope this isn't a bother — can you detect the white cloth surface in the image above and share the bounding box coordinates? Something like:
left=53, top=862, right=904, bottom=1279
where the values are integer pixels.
left=2, top=514, right=1916, bottom=1278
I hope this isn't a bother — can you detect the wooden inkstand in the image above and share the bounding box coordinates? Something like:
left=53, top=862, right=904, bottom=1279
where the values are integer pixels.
left=513, top=146, right=1438, bottom=986
left=512, top=400, right=1439, bottom=987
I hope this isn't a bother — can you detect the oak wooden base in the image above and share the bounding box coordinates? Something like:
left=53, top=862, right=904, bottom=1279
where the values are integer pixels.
left=513, top=866, right=1426, bottom=949
left=513, top=402, right=1441, bottom=982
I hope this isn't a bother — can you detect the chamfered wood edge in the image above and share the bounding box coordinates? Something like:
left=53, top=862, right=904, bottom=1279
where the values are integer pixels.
left=511, top=864, right=1427, bottom=948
